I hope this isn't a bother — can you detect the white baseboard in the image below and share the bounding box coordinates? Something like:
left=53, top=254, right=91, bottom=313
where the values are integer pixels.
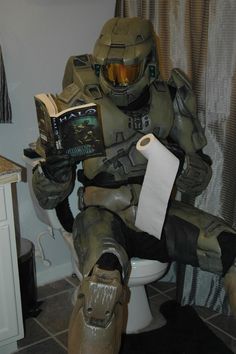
left=36, top=261, right=74, bottom=286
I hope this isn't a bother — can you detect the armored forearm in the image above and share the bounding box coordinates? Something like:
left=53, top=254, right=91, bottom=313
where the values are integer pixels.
left=168, top=69, right=212, bottom=195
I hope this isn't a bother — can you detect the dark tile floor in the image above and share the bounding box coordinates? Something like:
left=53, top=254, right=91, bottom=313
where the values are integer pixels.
left=13, top=276, right=236, bottom=353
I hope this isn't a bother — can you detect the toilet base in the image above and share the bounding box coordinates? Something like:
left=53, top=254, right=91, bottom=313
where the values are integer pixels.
left=126, top=285, right=153, bottom=333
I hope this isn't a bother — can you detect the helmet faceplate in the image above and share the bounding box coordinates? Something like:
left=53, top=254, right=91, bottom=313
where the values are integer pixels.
left=93, top=17, right=159, bottom=106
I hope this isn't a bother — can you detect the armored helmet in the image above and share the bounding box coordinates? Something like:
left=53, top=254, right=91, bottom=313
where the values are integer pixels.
left=93, top=17, right=159, bottom=107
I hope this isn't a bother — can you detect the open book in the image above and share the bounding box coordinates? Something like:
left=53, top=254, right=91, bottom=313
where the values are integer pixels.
left=34, top=93, right=105, bottom=161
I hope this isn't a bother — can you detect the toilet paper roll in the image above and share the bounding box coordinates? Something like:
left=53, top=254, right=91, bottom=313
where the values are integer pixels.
left=135, top=133, right=179, bottom=239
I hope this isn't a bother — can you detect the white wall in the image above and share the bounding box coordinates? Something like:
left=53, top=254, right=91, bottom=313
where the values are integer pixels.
left=0, top=0, right=116, bottom=285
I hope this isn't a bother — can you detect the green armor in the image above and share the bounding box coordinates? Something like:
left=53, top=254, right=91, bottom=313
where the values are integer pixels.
left=58, top=53, right=174, bottom=181
left=31, top=17, right=236, bottom=354
left=68, top=265, right=127, bottom=354
left=168, top=200, right=236, bottom=274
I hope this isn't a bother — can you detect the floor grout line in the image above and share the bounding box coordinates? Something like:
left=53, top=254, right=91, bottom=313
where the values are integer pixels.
left=203, top=312, right=221, bottom=321
left=51, top=334, right=67, bottom=351
left=17, top=317, right=69, bottom=352
left=204, top=319, right=236, bottom=341
left=147, top=287, right=176, bottom=300
left=16, top=334, right=67, bottom=352
left=32, top=317, right=68, bottom=351
left=38, top=288, right=74, bottom=301
left=148, top=284, right=176, bottom=293
left=65, top=275, right=80, bottom=287
left=16, top=278, right=236, bottom=353
left=16, top=337, right=51, bottom=352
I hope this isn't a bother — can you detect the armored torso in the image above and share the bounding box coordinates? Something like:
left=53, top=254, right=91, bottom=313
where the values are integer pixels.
left=59, top=55, right=174, bottom=185
left=84, top=87, right=173, bottom=183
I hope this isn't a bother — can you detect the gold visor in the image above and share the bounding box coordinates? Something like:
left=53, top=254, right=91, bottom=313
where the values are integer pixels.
left=103, top=63, right=141, bottom=86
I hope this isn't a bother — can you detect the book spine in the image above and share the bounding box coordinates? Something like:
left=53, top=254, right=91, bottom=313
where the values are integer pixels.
left=51, top=117, right=62, bottom=150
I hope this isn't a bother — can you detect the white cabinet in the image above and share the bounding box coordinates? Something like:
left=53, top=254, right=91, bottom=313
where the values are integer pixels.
left=0, top=159, right=24, bottom=354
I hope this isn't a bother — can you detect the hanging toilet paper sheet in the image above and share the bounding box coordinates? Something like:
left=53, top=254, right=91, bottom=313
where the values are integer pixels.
left=135, top=133, right=179, bottom=239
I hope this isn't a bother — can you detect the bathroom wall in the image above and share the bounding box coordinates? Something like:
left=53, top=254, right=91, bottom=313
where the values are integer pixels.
left=0, top=0, right=116, bottom=285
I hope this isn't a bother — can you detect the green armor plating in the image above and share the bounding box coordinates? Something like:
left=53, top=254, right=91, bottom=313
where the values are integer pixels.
left=31, top=17, right=236, bottom=354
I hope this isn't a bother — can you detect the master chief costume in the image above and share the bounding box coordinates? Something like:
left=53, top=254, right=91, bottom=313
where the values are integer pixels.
left=32, top=17, right=236, bottom=354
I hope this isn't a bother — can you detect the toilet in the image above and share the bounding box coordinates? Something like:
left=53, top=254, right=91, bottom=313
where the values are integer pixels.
left=126, top=258, right=168, bottom=333
left=23, top=154, right=168, bottom=333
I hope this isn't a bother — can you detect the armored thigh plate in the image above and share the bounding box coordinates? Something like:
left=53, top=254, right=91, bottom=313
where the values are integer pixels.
left=168, top=200, right=236, bottom=274
left=73, top=206, right=130, bottom=281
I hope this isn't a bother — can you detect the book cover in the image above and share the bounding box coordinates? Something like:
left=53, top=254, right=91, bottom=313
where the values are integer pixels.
left=34, top=93, right=105, bottom=161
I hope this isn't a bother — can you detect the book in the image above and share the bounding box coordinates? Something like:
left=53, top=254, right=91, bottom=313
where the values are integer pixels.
left=34, top=93, right=105, bottom=161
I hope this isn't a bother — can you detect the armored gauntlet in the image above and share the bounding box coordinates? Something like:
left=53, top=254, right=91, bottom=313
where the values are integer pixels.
left=32, top=154, right=76, bottom=209
left=176, top=153, right=212, bottom=196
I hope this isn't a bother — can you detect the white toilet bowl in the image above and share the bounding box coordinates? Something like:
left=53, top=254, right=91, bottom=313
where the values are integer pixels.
left=126, top=258, right=168, bottom=333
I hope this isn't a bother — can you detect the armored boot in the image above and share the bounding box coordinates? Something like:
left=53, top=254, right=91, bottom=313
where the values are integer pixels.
left=68, top=265, right=128, bottom=354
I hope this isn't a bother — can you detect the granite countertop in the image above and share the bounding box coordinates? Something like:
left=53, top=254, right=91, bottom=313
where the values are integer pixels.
left=0, top=156, right=21, bottom=184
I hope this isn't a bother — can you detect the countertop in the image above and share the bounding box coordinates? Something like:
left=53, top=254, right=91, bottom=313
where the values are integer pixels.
left=0, top=156, right=21, bottom=184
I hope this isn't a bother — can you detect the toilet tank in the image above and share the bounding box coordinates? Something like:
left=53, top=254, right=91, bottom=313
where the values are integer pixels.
left=22, top=155, right=63, bottom=230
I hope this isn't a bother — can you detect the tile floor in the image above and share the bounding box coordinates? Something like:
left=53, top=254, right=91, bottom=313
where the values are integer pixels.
left=13, top=275, right=236, bottom=353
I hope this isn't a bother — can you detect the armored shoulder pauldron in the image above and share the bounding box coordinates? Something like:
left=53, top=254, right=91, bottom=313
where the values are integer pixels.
left=168, top=68, right=207, bottom=152
left=61, top=54, right=102, bottom=102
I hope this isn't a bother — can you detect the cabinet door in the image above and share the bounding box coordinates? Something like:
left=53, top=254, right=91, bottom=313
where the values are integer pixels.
left=0, top=187, right=7, bottom=222
left=0, top=224, right=20, bottom=342
left=0, top=183, right=23, bottom=346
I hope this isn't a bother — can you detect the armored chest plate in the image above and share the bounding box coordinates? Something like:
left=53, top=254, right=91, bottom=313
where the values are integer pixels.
left=66, top=58, right=174, bottom=182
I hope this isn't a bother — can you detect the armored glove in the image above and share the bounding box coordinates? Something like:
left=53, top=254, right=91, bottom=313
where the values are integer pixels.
left=176, top=152, right=212, bottom=196
left=41, top=154, right=75, bottom=183
left=32, top=153, right=77, bottom=209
